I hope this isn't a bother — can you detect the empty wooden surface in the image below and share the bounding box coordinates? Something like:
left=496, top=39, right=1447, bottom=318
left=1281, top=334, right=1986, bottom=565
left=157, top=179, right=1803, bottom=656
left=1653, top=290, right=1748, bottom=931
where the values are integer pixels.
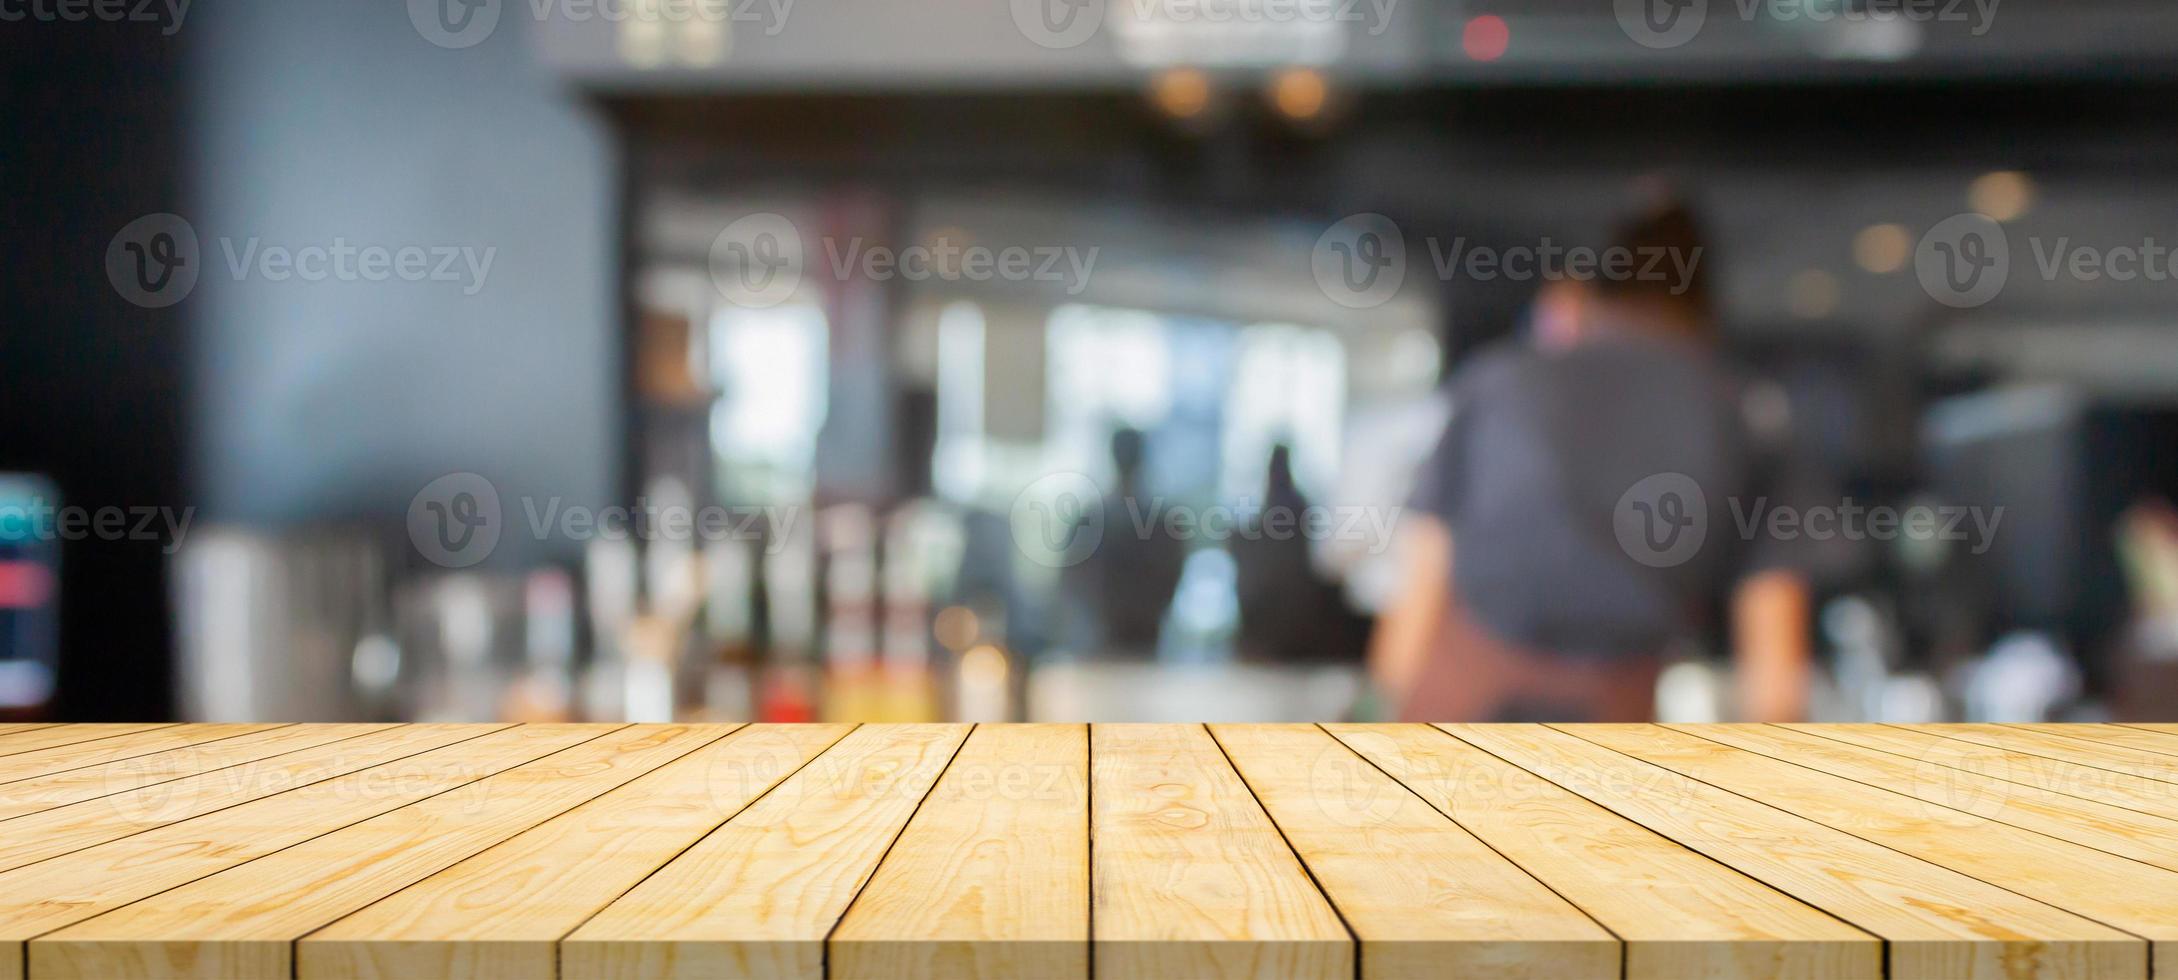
left=561, top=723, right=971, bottom=980
left=1329, top=723, right=1880, bottom=980
left=0, top=725, right=174, bottom=762
left=37, top=725, right=728, bottom=979
left=1575, top=724, right=2178, bottom=978
left=0, top=724, right=395, bottom=822
left=830, top=724, right=1088, bottom=980
left=1089, top=723, right=1351, bottom=980
left=3, top=724, right=2177, bottom=979
left=301, top=724, right=852, bottom=980
left=1211, top=723, right=1615, bottom=980
left=0, top=724, right=280, bottom=785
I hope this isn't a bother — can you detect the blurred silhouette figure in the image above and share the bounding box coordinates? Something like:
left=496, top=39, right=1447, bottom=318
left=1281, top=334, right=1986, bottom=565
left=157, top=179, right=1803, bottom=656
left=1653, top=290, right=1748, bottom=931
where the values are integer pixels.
left=1232, top=445, right=1371, bottom=663
left=1061, top=428, right=1187, bottom=656
left=1371, top=199, right=1820, bottom=722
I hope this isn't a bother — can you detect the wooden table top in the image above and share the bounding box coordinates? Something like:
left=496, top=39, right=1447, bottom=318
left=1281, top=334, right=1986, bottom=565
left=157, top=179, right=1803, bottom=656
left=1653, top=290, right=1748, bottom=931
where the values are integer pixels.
left=0, top=723, right=2174, bottom=979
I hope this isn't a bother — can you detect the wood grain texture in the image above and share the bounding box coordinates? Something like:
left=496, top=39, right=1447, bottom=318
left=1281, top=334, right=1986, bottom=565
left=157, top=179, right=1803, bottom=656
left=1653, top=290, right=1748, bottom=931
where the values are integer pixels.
left=0, top=723, right=505, bottom=874
left=6, top=724, right=2178, bottom=980
left=1090, top=724, right=1352, bottom=980
left=1447, top=724, right=2141, bottom=980
left=0, top=725, right=173, bottom=761
left=0, top=725, right=389, bottom=821
left=1911, top=724, right=2178, bottom=788
left=562, top=724, right=971, bottom=980
left=2014, top=724, right=2178, bottom=761
left=830, top=724, right=1090, bottom=980
left=1214, top=724, right=1616, bottom=980
left=0, top=724, right=282, bottom=785
left=0, top=724, right=595, bottom=980
left=1692, top=724, right=2178, bottom=875
left=35, top=725, right=728, bottom=980
left=1330, top=723, right=1878, bottom=980
left=1574, top=724, right=2178, bottom=979
left=1788, top=724, right=2178, bottom=820
left=299, top=724, right=850, bottom=980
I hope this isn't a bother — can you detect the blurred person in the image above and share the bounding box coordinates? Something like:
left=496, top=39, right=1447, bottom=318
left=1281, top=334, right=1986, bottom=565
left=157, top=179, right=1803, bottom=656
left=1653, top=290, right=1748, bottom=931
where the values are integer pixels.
left=1231, top=445, right=1372, bottom=663
left=1370, top=201, right=1818, bottom=722
left=1060, top=428, right=1187, bottom=656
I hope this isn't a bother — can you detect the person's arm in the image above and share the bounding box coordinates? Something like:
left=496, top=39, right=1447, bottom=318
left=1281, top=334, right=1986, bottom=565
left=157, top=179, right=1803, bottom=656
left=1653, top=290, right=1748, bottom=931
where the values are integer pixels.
left=1368, top=514, right=1452, bottom=707
left=1731, top=567, right=1813, bottom=722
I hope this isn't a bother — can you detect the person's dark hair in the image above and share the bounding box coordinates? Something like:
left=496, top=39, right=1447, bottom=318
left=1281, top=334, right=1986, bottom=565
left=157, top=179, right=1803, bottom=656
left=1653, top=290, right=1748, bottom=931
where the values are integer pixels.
left=1594, top=198, right=1715, bottom=339
left=1110, top=427, right=1147, bottom=481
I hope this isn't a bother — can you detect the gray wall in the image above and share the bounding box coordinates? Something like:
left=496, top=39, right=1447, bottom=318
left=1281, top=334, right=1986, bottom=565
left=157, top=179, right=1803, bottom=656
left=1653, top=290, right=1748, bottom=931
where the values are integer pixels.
left=187, top=0, right=617, bottom=563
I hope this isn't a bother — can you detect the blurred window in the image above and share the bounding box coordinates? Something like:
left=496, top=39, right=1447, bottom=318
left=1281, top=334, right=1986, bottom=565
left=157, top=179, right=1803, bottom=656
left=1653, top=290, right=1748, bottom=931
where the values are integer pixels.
left=708, top=302, right=829, bottom=503
left=1223, top=324, right=1345, bottom=501
left=933, top=300, right=988, bottom=502
left=1045, top=304, right=1176, bottom=487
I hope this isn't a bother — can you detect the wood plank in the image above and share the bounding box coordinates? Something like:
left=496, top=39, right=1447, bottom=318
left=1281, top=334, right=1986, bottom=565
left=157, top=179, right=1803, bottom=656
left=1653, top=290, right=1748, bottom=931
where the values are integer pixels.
left=0, top=726, right=53, bottom=737
left=562, top=724, right=971, bottom=980
left=35, top=724, right=732, bottom=980
left=0, top=724, right=285, bottom=786
left=0, top=724, right=507, bottom=874
left=1911, top=725, right=2178, bottom=788
left=830, top=724, right=1090, bottom=980
left=2018, top=725, right=2178, bottom=760
left=0, top=724, right=394, bottom=822
left=1330, top=723, right=1878, bottom=980
left=1786, top=724, right=2178, bottom=821
left=299, top=724, right=850, bottom=980
left=1572, top=724, right=2178, bottom=979
left=1446, top=724, right=2141, bottom=980
left=0, top=724, right=597, bottom=980
left=1088, top=724, right=1352, bottom=980
left=1692, top=725, right=2178, bottom=875
left=1214, top=724, right=1615, bottom=980
left=0, top=725, right=173, bottom=760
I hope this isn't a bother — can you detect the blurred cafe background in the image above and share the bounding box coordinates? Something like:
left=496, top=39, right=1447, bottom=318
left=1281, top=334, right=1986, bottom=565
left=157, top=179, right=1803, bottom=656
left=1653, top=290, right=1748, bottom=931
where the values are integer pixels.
left=9, top=0, right=2178, bottom=725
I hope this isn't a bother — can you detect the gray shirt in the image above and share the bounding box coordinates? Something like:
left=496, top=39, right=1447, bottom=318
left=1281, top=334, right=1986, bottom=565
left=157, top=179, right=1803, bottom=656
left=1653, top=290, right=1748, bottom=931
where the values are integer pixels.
left=1411, top=333, right=1816, bottom=659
